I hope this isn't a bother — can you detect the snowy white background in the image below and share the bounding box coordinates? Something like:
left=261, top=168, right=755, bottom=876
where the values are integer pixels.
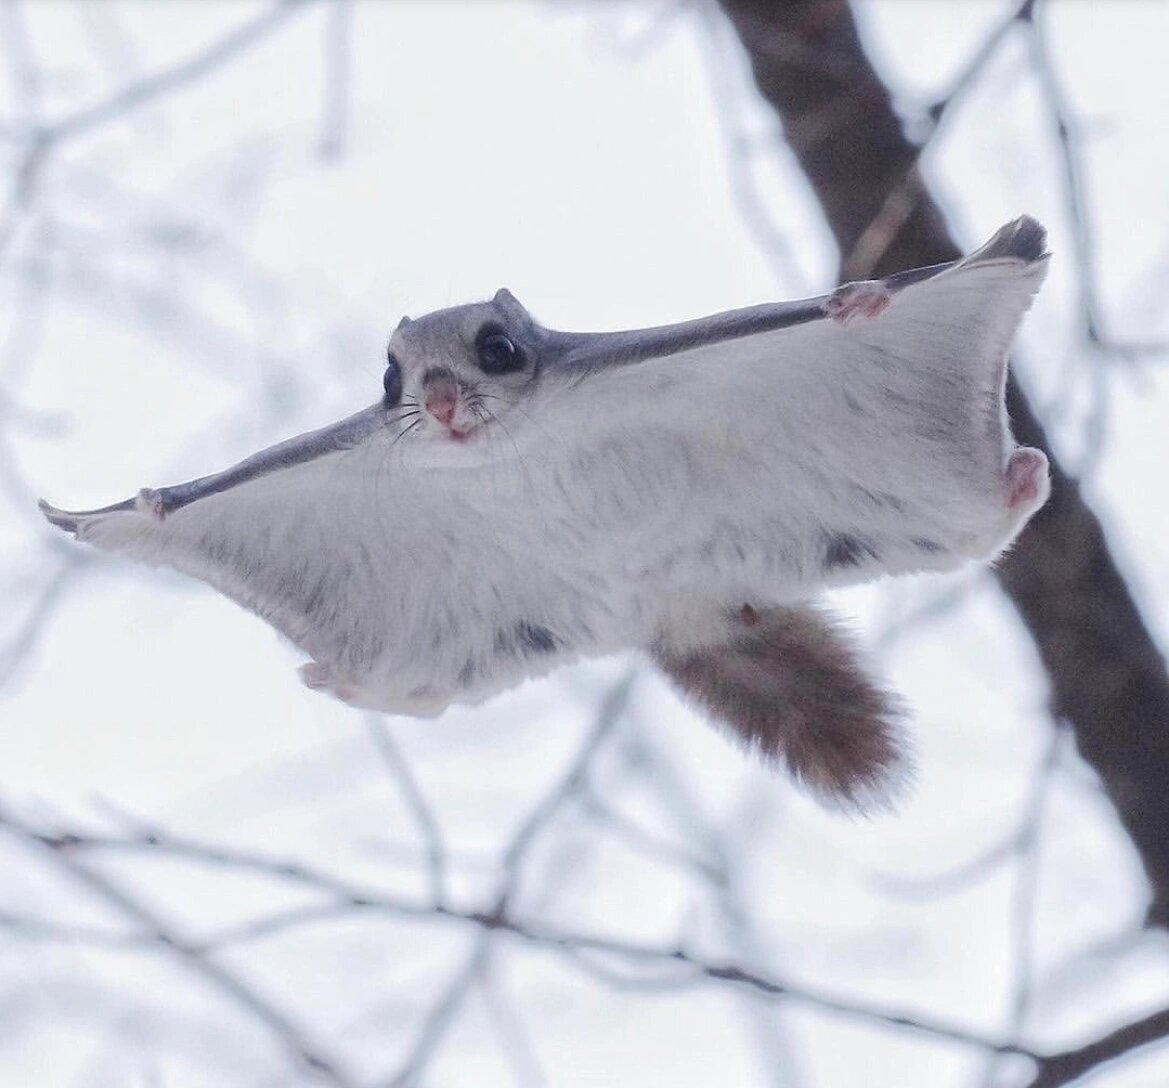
left=2, top=2, right=1168, bottom=1086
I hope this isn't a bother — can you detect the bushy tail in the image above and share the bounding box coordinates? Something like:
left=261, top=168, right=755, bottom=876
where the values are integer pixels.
left=653, top=604, right=910, bottom=812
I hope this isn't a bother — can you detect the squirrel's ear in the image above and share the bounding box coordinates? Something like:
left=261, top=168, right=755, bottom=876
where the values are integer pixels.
left=652, top=603, right=911, bottom=813
left=492, top=287, right=528, bottom=320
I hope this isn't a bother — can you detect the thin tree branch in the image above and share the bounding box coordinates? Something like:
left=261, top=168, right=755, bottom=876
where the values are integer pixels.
left=870, top=726, right=1064, bottom=902
left=0, top=804, right=357, bottom=1088
left=365, top=715, right=448, bottom=905
left=318, top=0, right=353, bottom=160
left=477, top=964, right=548, bottom=1088
left=1022, top=3, right=1163, bottom=359
left=379, top=942, right=491, bottom=1088
left=0, top=798, right=1033, bottom=1060
left=976, top=726, right=1064, bottom=1088
left=1024, top=1006, right=1169, bottom=1088
left=0, top=552, right=91, bottom=686
left=496, top=667, right=637, bottom=898
left=12, top=0, right=319, bottom=146
left=839, top=0, right=1034, bottom=281
left=371, top=669, right=637, bottom=1086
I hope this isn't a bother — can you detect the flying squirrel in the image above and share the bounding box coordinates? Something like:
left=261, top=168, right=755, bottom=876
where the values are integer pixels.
left=41, top=217, right=1051, bottom=812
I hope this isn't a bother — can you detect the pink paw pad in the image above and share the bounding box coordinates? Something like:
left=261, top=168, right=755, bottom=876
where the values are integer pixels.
left=299, top=662, right=331, bottom=690
left=1004, top=447, right=1047, bottom=510
left=824, top=281, right=893, bottom=324
left=299, top=661, right=356, bottom=703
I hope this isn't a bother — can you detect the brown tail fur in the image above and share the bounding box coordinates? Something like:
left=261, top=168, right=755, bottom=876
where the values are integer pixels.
left=652, top=604, right=910, bottom=812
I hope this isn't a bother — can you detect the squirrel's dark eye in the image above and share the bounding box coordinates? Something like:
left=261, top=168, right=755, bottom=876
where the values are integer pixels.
left=383, top=353, right=403, bottom=406
left=475, top=325, right=525, bottom=375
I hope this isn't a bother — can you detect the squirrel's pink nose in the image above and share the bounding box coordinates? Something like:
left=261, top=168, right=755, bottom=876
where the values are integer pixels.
left=424, top=377, right=459, bottom=426
left=427, top=395, right=455, bottom=426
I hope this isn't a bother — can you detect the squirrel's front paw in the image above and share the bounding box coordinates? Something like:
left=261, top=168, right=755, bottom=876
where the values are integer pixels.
left=824, top=281, right=893, bottom=324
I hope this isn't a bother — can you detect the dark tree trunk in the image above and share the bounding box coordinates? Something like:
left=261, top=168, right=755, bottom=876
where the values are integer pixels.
left=716, top=0, right=1169, bottom=926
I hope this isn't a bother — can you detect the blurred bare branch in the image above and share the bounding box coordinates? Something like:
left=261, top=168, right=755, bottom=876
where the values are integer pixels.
left=839, top=0, right=1034, bottom=282
left=497, top=668, right=636, bottom=899
left=477, top=965, right=547, bottom=1088
left=318, top=0, right=353, bottom=160
left=1024, top=3, right=1165, bottom=359
left=0, top=0, right=43, bottom=129
left=0, top=789, right=1039, bottom=1060
left=364, top=716, right=448, bottom=905
left=1025, top=1006, right=1169, bottom=1088
left=0, top=0, right=318, bottom=264
left=0, top=801, right=359, bottom=1088
left=0, top=0, right=318, bottom=147
left=379, top=941, right=489, bottom=1088
left=694, top=1, right=812, bottom=294
left=371, top=670, right=638, bottom=1085
left=871, top=726, right=1064, bottom=903
left=0, top=552, right=92, bottom=686
left=976, top=726, right=1064, bottom=1088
